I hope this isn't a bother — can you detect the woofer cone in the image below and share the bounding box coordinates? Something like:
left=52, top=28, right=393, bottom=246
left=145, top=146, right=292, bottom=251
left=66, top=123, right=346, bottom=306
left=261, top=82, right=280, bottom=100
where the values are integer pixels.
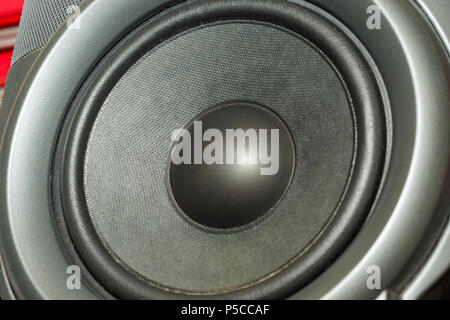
left=52, top=0, right=387, bottom=299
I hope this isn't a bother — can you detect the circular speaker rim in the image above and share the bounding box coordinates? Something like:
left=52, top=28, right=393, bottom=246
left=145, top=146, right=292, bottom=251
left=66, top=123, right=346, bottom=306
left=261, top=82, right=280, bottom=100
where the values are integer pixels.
left=3, top=0, right=447, bottom=300
left=56, top=0, right=386, bottom=299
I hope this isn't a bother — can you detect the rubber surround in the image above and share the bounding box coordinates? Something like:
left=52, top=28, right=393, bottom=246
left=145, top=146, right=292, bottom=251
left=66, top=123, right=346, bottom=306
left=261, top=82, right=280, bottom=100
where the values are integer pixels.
left=53, top=0, right=386, bottom=299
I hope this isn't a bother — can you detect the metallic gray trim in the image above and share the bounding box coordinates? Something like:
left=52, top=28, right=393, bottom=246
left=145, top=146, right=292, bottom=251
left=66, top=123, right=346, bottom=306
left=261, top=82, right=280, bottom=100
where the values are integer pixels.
left=0, top=251, right=15, bottom=299
left=392, top=0, right=450, bottom=299
left=0, top=0, right=448, bottom=299
left=290, top=0, right=450, bottom=299
left=0, top=52, right=40, bottom=299
left=416, top=0, right=450, bottom=53
left=400, top=218, right=450, bottom=299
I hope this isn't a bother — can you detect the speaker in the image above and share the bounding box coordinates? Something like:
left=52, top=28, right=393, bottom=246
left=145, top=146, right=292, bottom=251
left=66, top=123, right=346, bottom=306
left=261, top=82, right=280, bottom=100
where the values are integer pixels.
left=0, top=0, right=449, bottom=300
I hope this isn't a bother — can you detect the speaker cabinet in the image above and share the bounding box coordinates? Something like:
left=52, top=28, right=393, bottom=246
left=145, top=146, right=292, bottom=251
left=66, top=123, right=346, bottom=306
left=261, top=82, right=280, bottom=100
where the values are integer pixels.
left=0, top=0, right=449, bottom=300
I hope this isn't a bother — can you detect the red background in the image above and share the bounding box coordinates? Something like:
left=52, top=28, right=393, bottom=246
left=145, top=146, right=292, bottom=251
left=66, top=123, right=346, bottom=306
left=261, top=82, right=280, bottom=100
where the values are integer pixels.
left=0, top=0, right=24, bottom=87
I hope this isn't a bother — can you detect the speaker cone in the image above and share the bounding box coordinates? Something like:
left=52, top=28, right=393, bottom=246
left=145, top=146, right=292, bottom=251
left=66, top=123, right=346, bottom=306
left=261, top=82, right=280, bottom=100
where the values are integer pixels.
left=52, top=0, right=385, bottom=299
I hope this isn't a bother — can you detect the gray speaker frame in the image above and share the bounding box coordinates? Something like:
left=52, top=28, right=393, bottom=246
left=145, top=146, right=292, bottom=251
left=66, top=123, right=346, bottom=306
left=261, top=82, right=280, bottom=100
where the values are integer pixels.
left=0, top=0, right=449, bottom=299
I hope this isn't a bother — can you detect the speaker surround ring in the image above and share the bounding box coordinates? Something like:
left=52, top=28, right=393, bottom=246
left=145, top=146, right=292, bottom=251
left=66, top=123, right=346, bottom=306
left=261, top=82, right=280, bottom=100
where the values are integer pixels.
left=54, top=0, right=386, bottom=299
